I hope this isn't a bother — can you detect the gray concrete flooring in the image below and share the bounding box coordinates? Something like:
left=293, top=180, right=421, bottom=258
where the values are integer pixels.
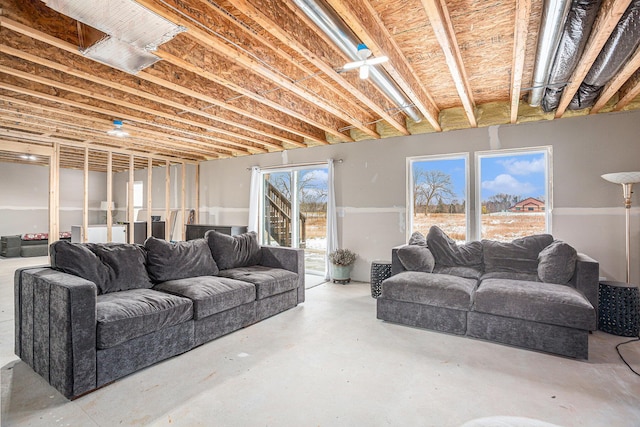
left=1, top=256, right=640, bottom=427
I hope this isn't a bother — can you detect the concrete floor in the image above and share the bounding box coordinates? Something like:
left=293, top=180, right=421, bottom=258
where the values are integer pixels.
left=1, top=256, right=640, bottom=427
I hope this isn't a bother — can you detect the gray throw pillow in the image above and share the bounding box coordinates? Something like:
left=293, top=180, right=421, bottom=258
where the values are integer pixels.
left=145, top=236, right=219, bottom=282
left=50, top=240, right=110, bottom=290
left=50, top=241, right=153, bottom=294
left=408, top=231, right=427, bottom=246
left=426, top=225, right=483, bottom=268
left=205, top=230, right=262, bottom=270
left=537, top=240, right=577, bottom=284
left=397, top=245, right=435, bottom=272
left=482, top=234, right=554, bottom=275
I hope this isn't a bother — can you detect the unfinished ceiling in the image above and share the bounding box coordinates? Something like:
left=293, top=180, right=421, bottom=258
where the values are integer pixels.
left=1, top=0, right=640, bottom=172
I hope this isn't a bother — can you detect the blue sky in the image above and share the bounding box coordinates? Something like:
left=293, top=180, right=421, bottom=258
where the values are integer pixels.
left=414, top=152, right=546, bottom=202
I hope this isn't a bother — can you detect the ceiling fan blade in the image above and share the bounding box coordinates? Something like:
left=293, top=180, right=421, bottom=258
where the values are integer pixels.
left=366, top=56, right=389, bottom=66
left=359, top=64, right=370, bottom=79
left=343, top=59, right=366, bottom=70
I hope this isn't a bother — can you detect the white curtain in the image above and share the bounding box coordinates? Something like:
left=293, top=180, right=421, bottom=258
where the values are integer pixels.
left=248, top=166, right=261, bottom=233
left=325, top=159, right=338, bottom=280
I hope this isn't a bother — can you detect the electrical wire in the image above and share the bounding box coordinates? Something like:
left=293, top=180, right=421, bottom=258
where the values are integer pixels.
left=615, top=336, right=640, bottom=377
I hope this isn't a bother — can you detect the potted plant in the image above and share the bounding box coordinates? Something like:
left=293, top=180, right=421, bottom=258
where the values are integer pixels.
left=329, top=248, right=357, bottom=284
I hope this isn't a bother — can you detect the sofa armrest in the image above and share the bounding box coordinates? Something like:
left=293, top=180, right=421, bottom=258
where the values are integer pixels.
left=391, top=245, right=408, bottom=276
left=570, top=253, right=599, bottom=311
left=260, top=246, right=305, bottom=303
left=15, top=267, right=98, bottom=399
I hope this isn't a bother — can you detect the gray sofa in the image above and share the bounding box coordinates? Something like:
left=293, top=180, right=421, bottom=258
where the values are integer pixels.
left=377, top=226, right=599, bottom=359
left=14, top=230, right=304, bottom=399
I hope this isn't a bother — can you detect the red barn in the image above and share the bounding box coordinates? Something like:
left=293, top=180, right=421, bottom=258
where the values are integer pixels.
left=508, top=197, right=545, bottom=212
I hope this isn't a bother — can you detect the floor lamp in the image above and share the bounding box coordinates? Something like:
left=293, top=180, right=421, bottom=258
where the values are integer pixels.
left=601, top=172, right=640, bottom=284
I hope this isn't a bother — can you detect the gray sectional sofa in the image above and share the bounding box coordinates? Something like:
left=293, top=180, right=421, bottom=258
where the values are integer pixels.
left=377, top=226, right=599, bottom=359
left=14, top=231, right=304, bottom=399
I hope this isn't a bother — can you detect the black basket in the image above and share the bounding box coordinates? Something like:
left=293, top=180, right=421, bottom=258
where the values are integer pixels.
left=370, top=261, right=392, bottom=298
left=598, top=282, right=640, bottom=337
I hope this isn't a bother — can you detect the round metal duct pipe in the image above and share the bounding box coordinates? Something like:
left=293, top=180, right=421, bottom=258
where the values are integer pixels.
left=293, top=0, right=422, bottom=123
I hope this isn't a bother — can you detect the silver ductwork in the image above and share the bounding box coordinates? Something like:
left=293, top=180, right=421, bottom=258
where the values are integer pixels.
left=41, top=0, right=186, bottom=74
left=541, top=0, right=602, bottom=112
left=569, top=0, right=640, bottom=110
left=529, top=0, right=571, bottom=107
left=293, top=0, right=423, bottom=123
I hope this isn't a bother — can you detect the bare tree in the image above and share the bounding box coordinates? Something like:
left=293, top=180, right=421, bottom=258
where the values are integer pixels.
left=414, top=170, right=456, bottom=215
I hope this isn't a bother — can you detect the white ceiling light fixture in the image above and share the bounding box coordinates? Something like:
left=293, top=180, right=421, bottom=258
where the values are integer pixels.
left=107, top=120, right=129, bottom=138
left=41, top=0, right=186, bottom=74
left=343, top=44, right=389, bottom=79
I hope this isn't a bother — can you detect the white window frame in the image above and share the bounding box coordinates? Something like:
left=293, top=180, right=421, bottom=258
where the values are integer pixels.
left=406, top=152, right=470, bottom=241
left=474, top=146, right=553, bottom=241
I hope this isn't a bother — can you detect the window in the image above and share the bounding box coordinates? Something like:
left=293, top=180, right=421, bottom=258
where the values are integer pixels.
left=407, top=154, right=469, bottom=241
left=476, top=147, right=551, bottom=241
left=125, top=181, right=144, bottom=220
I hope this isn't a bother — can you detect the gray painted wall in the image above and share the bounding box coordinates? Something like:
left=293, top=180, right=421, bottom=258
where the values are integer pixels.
left=0, top=162, right=107, bottom=236
left=199, top=109, right=640, bottom=283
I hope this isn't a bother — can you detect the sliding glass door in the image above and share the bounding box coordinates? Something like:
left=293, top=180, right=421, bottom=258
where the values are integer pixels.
left=261, top=167, right=328, bottom=275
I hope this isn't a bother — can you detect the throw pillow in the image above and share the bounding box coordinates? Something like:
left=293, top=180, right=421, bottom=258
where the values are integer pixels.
left=88, top=243, right=154, bottom=293
left=50, top=240, right=110, bottom=289
left=145, top=236, right=219, bottom=282
left=397, top=245, right=435, bottom=272
left=408, top=231, right=427, bottom=246
left=50, top=241, right=153, bottom=294
left=205, top=230, right=262, bottom=270
left=482, top=234, right=554, bottom=275
left=426, top=225, right=483, bottom=269
left=537, top=240, right=577, bottom=284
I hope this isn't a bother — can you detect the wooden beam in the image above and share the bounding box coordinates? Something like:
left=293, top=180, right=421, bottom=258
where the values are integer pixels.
left=0, top=44, right=283, bottom=151
left=195, top=163, right=200, bottom=225
left=615, top=69, right=640, bottom=110
left=181, top=162, right=186, bottom=241
left=128, top=155, right=135, bottom=244
left=233, top=0, right=411, bottom=135
left=1, top=17, right=316, bottom=146
left=106, top=152, right=113, bottom=241
left=135, top=0, right=365, bottom=141
left=49, top=142, right=60, bottom=247
left=510, top=0, right=532, bottom=124
left=322, top=0, right=441, bottom=131
left=83, top=146, right=89, bottom=243
left=592, top=48, right=640, bottom=113
left=419, top=0, right=477, bottom=127
left=165, top=161, right=171, bottom=241
left=0, top=139, right=53, bottom=156
left=555, top=0, right=633, bottom=117
left=147, top=158, right=153, bottom=239
left=0, top=66, right=258, bottom=154
left=0, top=80, right=244, bottom=156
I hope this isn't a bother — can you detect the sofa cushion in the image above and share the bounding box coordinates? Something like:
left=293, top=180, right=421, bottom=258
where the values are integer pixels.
left=480, top=271, right=540, bottom=282
left=154, top=276, right=256, bottom=319
left=217, top=265, right=298, bottom=299
left=96, top=288, right=193, bottom=349
left=50, top=241, right=153, bottom=294
left=426, top=226, right=483, bottom=269
left=432, top=265, right=482, bottom=279
left=145, top=236, right=218, bottom=282
left=397, top=245, right=435, bottom=273
left=206, top=231, right=263, bottom=270
left=538, top=240, right=577, bottom=284
left=482, top=234, right=554, bottom=275
left=473, top=278, right=595, bottom=330
left=408, top=231, right=427, bottom=246
left=381, top=271, right=477, bottom=311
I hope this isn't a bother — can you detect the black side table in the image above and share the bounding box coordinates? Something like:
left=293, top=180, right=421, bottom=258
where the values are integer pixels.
left=598, top=281, right=640, bottom=337
left=370, top=260, right=392, bottom=298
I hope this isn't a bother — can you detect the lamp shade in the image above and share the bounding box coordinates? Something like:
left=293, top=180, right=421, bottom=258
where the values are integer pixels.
left=100, top=201, right=115, bottom=210
left=601, top=172, right=640, bottom=184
